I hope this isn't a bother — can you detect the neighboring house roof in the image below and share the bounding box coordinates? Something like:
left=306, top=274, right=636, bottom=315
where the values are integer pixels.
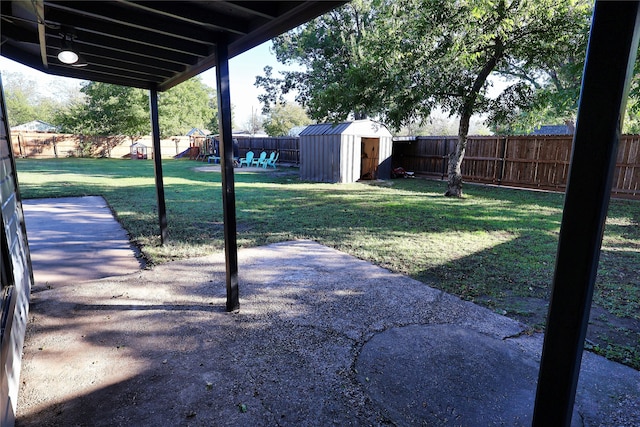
left=299, top=120, right=392, bottom=137
left=288, top=125, right=308, bottom=137
left=10, top=120, right=58, bottom=132
left=209, top=132, right=268, bottom=139
left=531, top=124, right=573, bottom=135
left=230, top=130, right=269, bottom=137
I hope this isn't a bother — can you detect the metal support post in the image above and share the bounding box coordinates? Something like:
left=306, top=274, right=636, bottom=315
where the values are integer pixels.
left=149, top=86, right=168, bottom=245
left=215, top=39, right=240, bottom=312
left=532, top=2, right=640, bottom=425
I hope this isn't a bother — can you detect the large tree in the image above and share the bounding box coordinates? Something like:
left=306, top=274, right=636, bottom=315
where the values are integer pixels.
left=489, top=7, right=591, bottom=135
left=57, top=77, right=217, bottom=139
left=500, top=41, right=640, bottom=135
left=3, top=72, right=69, bottom=127
left=366, top=0, right=591, bottom=196
left=265, top=0, right=378, bottom=121
left=263, top=102, right=312, bottom=136
left=158, top=77, right=217, bottom=137
left=265, top=0, right=591, bottom=196
left=62, top=81, right=150, bottom=140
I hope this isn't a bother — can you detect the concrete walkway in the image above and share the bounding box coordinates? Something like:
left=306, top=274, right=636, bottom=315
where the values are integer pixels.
left=15, top=198, right=640, bottom=426
left=22, top=196, right=142, bottom=288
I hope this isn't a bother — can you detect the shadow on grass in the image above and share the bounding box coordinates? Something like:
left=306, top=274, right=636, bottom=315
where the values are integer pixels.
left=15, top=158, right=640, bottom=370
left=16, top=241, right=640, bottom=426
left=417, top=233, right=640, bottom=370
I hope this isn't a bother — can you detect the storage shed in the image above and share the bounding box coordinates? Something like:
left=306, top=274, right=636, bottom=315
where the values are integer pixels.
left=299, top=120, right=393, bottom=183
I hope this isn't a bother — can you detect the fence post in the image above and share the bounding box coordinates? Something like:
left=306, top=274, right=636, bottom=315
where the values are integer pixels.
left=17, top=133, right=24, bottom=157
left=441, top=138, right=449, bottom=180
left=498, top=137, right=507, bottom=185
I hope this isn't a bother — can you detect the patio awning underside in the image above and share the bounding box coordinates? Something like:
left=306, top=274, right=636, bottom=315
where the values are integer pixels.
left=0, top=0, right=344, bottom=91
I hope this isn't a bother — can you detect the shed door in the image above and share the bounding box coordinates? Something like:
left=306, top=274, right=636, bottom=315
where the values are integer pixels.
left=360, top=138, right=380, bottom=180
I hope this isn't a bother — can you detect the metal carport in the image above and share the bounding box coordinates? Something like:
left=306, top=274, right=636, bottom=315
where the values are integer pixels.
left=1, top=1, right=639, bottom=426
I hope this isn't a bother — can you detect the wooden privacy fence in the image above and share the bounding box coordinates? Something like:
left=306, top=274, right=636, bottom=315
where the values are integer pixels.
left=11, top=132, right=301, bottom=163
left=392, top=135, right=640, bottom=199
left=11, top=131, right=194, bottom=159
left=234, top=136, right=300, bottom=164
left=12, top=131, right=640, bottom=198
left=12, top=132, right=131, bottom=158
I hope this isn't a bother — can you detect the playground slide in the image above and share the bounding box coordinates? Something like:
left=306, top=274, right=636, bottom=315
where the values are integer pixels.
left=174, top=148, right=191, bottom=158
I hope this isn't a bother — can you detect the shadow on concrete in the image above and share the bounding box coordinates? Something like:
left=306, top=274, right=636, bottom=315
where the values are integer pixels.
left=15, top=239, right=640, bottom=426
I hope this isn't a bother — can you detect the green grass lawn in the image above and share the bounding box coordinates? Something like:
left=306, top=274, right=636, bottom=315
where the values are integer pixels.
left=15, top=157, right=640, bottom=369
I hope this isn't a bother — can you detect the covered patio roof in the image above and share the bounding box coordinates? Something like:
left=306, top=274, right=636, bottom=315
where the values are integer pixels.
left=1, top=0, right=344, bottom=90
left=2, top=0, right=347, bottom=309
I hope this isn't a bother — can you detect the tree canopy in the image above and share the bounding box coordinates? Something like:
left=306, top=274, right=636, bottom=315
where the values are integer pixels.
left=263, top=102, right=312, bottom=136
left=159, top=77, right=217, bottom=137
left=265, top=0, right=378, bottom=121
left=261, top=0, right=593, bottom=196
left=3, top=72, right=68, bottom=127
left=74, top=82, right=149, bottom=139
left=54, top=77, right=217, bottom=140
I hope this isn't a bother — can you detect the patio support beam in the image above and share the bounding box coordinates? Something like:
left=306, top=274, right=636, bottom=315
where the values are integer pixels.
left=215, top=38, right=240, bottom=312
left=149, top=85, right=168, bottom=244
left=34, top=0, right=48, bottom=68
left=532, top=2, right=640, bottom=425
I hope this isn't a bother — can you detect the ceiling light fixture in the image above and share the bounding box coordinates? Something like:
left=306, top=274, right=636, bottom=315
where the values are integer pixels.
left=58, top=33, right=79, bottom=64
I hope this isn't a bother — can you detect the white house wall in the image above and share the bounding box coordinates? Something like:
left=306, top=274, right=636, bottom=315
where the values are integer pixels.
left=1, top=84, right=33, bottom=427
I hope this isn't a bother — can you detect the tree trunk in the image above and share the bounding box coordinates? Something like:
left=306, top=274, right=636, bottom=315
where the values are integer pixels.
left=445, top=112, right=471, bottom=197
left=445, top=36, right=504, bottom=197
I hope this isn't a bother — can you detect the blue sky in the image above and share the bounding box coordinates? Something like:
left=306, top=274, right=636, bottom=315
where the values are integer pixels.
left=0, top=40, right=291, bottom=126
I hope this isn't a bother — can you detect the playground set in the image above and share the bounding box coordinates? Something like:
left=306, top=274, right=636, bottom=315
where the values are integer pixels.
left=175, top=135, right=236, bottom=160
left=175, top=135, right=279, bottom=168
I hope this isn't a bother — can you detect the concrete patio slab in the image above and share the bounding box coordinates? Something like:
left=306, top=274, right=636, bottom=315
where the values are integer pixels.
left=14, top=235, right=640, bottom=426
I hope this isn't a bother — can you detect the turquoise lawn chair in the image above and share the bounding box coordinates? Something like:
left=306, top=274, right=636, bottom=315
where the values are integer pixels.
left=263, top=152, right=279, bottom=168
left=251, top=151, right=267, bottom=167
left=238, top=151, right=254, bottom=167
left=260, top=151, right=276, bottom=168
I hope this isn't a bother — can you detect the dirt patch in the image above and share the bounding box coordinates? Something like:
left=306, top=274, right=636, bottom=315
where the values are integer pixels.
left=587, top=305, right=640, bottom=364
left=192, top=165, right=299, bottom=178
left=490, top=293, right=640, bottom=369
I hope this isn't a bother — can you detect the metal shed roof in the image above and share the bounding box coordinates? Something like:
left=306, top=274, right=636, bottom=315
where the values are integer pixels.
left=299, top=120, right=391, bottom=137
left=1, top=0, right=345, bottom=91
left=299, top=122, right=352, bottom=136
